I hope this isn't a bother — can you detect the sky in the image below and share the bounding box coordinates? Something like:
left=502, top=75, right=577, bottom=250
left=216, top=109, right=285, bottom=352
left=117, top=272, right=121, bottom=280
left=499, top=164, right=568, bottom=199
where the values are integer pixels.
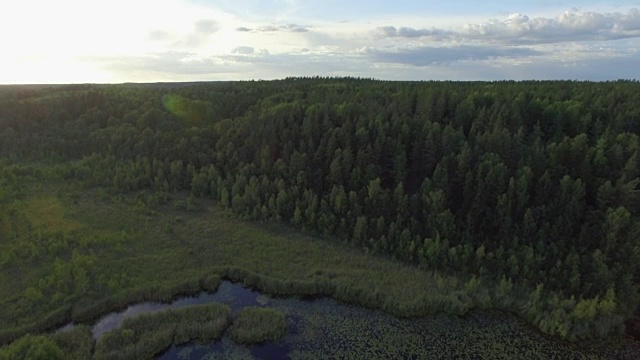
left=2, top=0, right=640, bottom=83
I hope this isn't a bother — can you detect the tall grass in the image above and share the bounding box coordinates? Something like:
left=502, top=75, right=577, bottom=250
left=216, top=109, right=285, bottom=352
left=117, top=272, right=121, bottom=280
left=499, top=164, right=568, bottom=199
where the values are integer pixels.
left=51, top=325, right=93, bottom=360
left=71, top=274, right=221, bottom=324
left=0, top=305, right=71, bottom=346
left=94, top=303, right=230, bottom=360
left=228, top=307, right=286, bottom=344
left=0, top=335, right=64, bottom=360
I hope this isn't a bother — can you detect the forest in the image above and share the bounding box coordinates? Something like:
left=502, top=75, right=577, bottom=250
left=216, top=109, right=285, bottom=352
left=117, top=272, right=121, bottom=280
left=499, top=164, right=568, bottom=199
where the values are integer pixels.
left=1, top=78, right=640, bottom=356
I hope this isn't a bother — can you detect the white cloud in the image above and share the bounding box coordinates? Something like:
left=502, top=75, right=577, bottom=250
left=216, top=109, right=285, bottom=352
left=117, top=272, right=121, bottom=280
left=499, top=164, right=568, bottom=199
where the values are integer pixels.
left=365, top=45, right=543, bottom=66
left=194, top=19, right=219, bottom=34
left=378, top=8, right=640, bottom=45
left=147, top=31, right=172, bottom=42
left=231, top=46, right=255, bottom=54
left=169, top=19, right=222, bottom=48
left=377, top=26, right=451, bottom=39
left=234, top=23, right=310, bottom=33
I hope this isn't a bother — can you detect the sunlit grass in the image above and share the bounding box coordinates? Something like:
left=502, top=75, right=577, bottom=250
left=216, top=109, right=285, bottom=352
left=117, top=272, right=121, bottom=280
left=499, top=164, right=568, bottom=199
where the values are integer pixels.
left=23, top=197, right=84, bottom=233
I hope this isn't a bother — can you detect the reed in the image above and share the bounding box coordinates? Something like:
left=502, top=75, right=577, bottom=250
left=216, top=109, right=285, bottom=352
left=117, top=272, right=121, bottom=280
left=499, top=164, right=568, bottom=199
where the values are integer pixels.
left=228, top=307, right=287, bottom=344
left=94, top=303, right=231, bottom=360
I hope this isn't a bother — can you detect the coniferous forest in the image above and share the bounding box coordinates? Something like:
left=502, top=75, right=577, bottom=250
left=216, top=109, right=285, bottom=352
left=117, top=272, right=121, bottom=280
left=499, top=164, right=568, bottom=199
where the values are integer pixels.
left=1, top=78, right=640, bottom=357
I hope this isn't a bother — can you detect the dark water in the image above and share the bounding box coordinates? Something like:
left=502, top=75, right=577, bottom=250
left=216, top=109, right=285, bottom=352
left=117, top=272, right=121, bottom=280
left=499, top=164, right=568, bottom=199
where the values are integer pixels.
left=159, top=337, right=293, bottom=360
left=55, top=281, right=639, bottom=359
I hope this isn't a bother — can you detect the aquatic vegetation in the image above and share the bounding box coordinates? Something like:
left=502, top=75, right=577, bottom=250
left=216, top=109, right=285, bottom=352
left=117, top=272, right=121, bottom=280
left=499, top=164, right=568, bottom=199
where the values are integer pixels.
left=228, top=308, right=287, bottom=344
left=51, top=325, right=93, bottom=360
left=94, top=304, right=230, bottom=360
left=0, top=335, right=64, bottom=360
left=273, top=300, right=619, bottom=359
left=71, top=274, right=222, bottom=325
left=0, top=305, right=72, bottom=346
left=160, top=290, right=636, bottom=359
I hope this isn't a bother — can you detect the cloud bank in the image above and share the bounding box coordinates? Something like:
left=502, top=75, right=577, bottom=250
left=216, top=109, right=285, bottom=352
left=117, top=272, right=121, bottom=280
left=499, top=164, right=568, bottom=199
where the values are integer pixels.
left=377, top=8, right=640, bottom=45
left=236, top=23, right=310, bottom=33
left=363, top=45, right=543, bottom=66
